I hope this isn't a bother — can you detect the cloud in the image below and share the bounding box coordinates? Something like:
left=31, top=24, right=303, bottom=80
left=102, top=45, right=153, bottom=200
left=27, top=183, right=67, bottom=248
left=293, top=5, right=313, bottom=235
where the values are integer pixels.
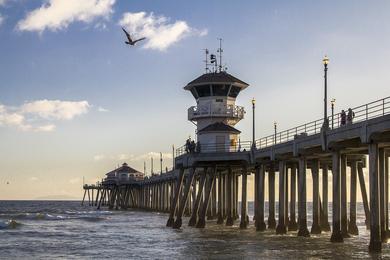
left=17, top=0, right=115, bottom=33
left=97, top=106, right=109, bottom=112
left=69, top=177, right=81, bottom=184
left=0, top=100, right=90, bottom=132
left=93, top=152, right=173, bottom=163
left=0, top=14, right=3, bottom=26
left=119, top=11, right=207, bottom=51
left=93, top=154, right=105, bottom=161
left=21, top=100, right=90, bottom=120
left=30, top=177, right=39, bottom=182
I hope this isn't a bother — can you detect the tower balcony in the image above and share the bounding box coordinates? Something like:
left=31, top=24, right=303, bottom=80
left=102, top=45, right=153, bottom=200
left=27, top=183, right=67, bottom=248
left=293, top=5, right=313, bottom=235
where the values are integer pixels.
left=188, top=104, right=245, bottom=121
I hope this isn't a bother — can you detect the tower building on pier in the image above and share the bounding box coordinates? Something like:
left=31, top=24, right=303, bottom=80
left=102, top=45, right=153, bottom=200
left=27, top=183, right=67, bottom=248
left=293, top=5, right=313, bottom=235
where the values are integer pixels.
left=184, top=70, right=249, bottom=152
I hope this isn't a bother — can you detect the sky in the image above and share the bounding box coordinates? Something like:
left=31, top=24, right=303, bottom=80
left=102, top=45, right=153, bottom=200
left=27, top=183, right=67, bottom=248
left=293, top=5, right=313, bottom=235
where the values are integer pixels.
left=0, top=0, right=390, bottom=200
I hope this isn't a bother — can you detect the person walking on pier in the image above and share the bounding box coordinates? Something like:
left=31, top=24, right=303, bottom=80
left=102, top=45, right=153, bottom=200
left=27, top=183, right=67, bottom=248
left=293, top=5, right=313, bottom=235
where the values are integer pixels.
left=185, top=138, right=191, bottom=153
left=347, top=108, right=355, bottom=125
left=340, top=110, right=346, bottom=126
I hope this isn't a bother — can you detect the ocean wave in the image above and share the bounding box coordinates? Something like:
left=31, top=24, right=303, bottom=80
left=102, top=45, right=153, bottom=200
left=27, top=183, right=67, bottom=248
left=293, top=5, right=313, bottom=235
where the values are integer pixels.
left=0, top=220, right=22, bottom=229
left=0, top=212, right=108, bottom=223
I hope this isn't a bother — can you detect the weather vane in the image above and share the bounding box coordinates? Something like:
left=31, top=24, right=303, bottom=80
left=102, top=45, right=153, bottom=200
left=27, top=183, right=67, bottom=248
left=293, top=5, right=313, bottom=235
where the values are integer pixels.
left=203, top=38, right=226, bottom=73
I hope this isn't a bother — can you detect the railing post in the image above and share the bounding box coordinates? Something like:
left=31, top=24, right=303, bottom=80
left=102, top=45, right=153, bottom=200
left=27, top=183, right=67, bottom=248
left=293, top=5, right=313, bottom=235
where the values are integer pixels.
left=366, top=104, right=368, bottom=120
left=383, top=99, right=385, bottom=116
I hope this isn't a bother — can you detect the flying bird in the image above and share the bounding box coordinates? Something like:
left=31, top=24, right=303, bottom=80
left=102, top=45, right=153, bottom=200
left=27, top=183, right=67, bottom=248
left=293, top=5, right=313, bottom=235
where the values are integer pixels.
left=122, top=27, right=146, bottom=46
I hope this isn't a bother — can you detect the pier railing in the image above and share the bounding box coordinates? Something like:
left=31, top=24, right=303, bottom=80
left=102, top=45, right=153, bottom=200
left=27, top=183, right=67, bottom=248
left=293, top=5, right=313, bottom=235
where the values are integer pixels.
left=175, top=141, right=252, bottom=157
left=175, top=96, right=390, bottom=157
left=188, top=104, right=245, bottom=121
left=255, top=96, right=390, bottom=149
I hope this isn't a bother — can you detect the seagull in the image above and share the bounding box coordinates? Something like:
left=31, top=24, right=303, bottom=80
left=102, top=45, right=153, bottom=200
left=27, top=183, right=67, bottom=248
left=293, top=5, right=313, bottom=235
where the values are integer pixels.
left=121, top=27, right=146, bottom=46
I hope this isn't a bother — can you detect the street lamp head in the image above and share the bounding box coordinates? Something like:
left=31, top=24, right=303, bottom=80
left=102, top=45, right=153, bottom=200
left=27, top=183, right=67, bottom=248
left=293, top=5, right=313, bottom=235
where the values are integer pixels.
left=274, top=121, right=277, bottom=128
left=331, top=98, right=336, bottom=105
left=251, top=98, right=256, bottom=105
left=323, top=55, right=329, bottom=65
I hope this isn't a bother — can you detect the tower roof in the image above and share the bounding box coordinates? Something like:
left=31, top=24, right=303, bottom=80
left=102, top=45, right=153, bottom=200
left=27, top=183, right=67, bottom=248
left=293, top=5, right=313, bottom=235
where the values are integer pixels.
left=105, top=163, right=141, bottom=175
left=184, top=72, right=249, bottom=90
left=198, top=122, right=241, bottom=134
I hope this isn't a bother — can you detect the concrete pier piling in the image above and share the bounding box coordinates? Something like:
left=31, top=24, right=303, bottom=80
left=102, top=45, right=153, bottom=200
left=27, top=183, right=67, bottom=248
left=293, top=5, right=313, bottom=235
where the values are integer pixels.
left=189, top=172, right=207, bottom=226
left=348, top=160, right=359, bottom=235
left=226, top=168, right=234, bottom=226
left=298, top=157, right=310, bottom=237
left=234, top=175, right=239, bottom=220
left=173, top=168, right=196, bottom=229
left=256, top=165, right=267, bottom=231
left=321, top=164, right=331, bottom=231
left=196, top=167, right=216, bottom=228
left=369, top=142, right=381, bottom=252
left=268, top=167, right=276, bottom=229
left=288, top=164, right=298, bottom=231
left=311, top=159, right=321, bottom=234
left=331, top=151, right=343, bottom=242
left=217, top=172, right=224, bottom=224
left=167, top=168, right=184, bottom=227
left=340, top=154, right=350, bottom=238
left=240, top=167, right=248, bottom=229
left=357, top=163, right=370, bottom=229
left=379, top=148, right=387, bottom=242
left=276, top=161, right=287, bottom=234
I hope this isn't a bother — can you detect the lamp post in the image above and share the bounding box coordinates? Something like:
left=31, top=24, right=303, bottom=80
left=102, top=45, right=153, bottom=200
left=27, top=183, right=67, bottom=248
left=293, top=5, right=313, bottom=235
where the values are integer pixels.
left=172, top=145, right=175, bottom=170
left=274, top=122, right=277, bottom=145
left=252, top=98, right=256, bottom=149
left=160, top=152, right=163, bottom=175
left=322, top=55, right=329, bottom=129
left=331, top=98, right=336, bottom=129
left=151, top=157, right=153, bottom=175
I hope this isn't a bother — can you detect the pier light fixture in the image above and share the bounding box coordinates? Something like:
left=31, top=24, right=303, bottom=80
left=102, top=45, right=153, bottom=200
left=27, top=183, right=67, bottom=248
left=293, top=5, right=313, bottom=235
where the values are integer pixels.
left=274, top=122, right=277, bottom=145
left=322, top=55, right=329, bottom=130
left=323, top=55, right=329, bottom=65
left=252, top=98, right=256, bottom=149
left=331, top=98, right=336, bottom=129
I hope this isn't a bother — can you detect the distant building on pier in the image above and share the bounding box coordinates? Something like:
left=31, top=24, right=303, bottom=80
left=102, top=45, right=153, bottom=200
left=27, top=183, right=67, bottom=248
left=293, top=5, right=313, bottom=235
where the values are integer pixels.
left=105, top=162, right=144, bottom=182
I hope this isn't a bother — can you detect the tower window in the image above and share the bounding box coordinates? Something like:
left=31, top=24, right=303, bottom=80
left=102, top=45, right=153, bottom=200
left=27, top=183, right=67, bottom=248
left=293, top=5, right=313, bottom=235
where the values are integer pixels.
left=190, top=89, right=199, bottom=99
left=212, top=84, right=229, bottom=96
left=196, top=85, right=211, bottom=97
left=228, top=86, right=241, bottom=98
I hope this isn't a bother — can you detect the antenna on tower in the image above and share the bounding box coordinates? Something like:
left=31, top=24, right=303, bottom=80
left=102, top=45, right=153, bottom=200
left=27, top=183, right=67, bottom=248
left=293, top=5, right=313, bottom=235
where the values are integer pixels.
left=203, top=49, right=209, bottom=73
left=217, top=38, right=223, bottom=72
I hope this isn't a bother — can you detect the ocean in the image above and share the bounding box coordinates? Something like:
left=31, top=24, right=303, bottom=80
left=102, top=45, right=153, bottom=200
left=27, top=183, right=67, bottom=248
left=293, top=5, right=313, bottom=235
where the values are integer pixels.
left=0, top=200, right=389, bottom=259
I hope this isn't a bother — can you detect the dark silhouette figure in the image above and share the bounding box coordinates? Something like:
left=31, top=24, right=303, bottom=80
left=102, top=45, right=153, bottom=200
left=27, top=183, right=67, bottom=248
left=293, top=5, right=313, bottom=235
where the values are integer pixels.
left=347, top=108, right=355, bottom=125
left=340, top=110, right=347, bottom=126
left=185, top=139, right=190, bottom=153
left=190, top=140, right=196, bottom=153
left=121, top=27, right=146, bottom=46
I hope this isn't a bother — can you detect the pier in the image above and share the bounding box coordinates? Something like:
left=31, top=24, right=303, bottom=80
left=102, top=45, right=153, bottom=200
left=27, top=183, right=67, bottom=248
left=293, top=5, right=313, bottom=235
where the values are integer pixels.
left=84, top=67, right=390, bottom=253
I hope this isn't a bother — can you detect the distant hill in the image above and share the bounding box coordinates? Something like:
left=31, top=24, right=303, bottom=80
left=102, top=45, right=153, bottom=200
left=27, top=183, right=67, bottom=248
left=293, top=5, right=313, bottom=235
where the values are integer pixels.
left=34, top=195, right=80, bottom=201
